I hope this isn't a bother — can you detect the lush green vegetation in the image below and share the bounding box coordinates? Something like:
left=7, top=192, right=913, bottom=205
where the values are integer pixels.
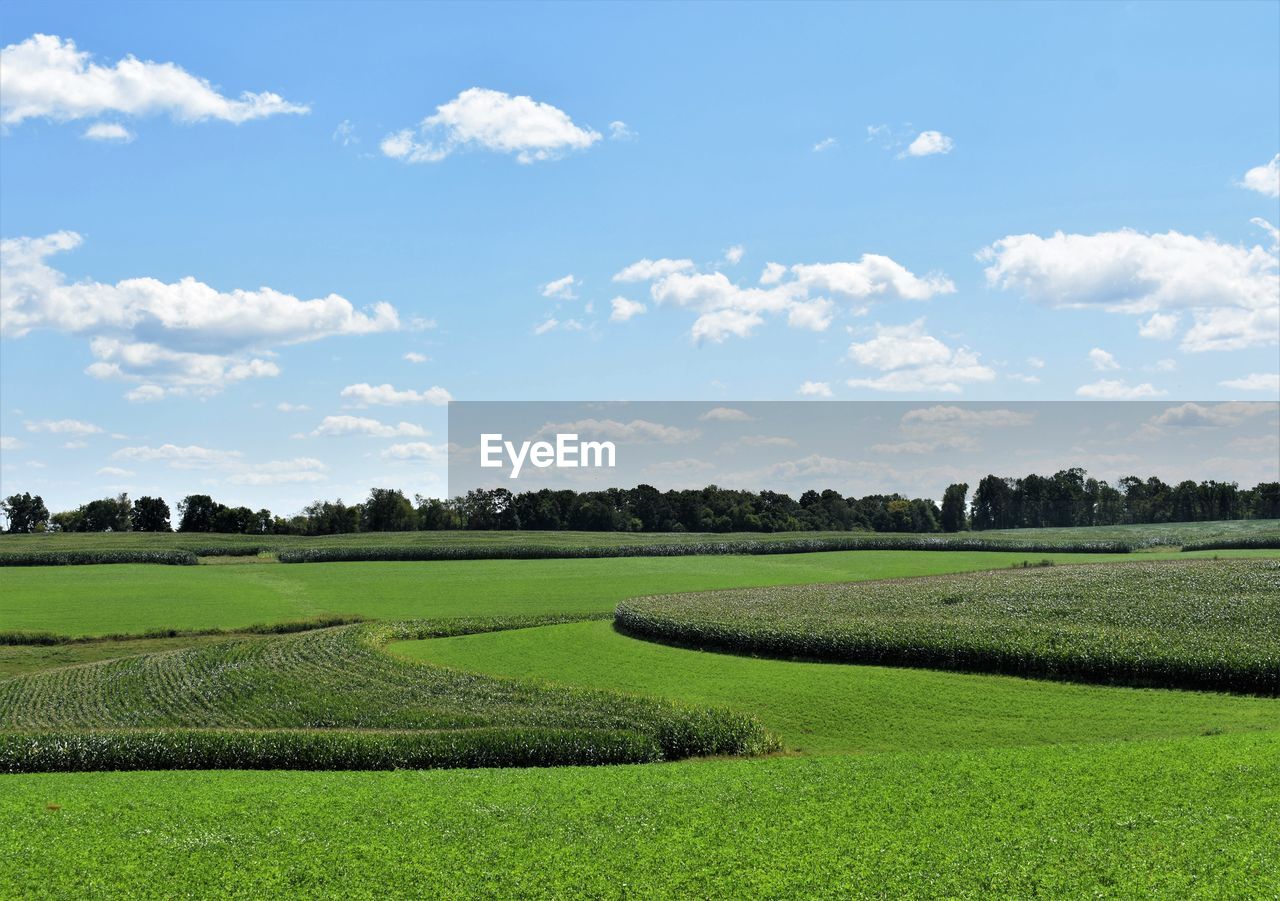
left=0, top=618, right=772, bottom=771
left=2, top=517, right=1275, bottom=559
left=3, top=548, right=1256, bottom=638
left=617, top=559, right=1280, bottom=693
left=4, top=732, right=1277, bottom=897
left=0, top=549, right=197, bottom=566
left=398, top=619, right=1280, bottom=754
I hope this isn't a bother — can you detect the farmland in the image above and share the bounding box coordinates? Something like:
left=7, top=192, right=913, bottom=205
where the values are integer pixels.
left=0, top=529, right=1277, bottom=896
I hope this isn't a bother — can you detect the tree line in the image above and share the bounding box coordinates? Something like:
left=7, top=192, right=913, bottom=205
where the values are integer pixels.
left=3, top=469, right=1278, bottom=534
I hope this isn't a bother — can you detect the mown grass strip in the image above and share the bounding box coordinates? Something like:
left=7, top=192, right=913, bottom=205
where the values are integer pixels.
left=616, top=559, right=1280, bottom=694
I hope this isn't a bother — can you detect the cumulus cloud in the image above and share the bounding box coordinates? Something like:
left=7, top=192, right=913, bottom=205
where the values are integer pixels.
left=979, top=222, right=1279, bottom=352
left=0, top=34, right=308, bottom=130
left=813, top=137, right=837, bottom=152
left=95, top=466, right=133, bottom=477
left=1, top=232, right=399, bottom=394
left=1148, top=402, right=1273, bottom=428
left=1075, top=379, right=1166, bottom=399
left=534, top=317, right=559, bottom=336
left=1088, top=347, right=1120, bottom=371
left=616, top=252, right=953, bottom=343
left=24, top=418, right=102, bottom=435
left=226, top=458, right=327, bottom=486
left=403, top=352, right=429, bottom=363
left=902, top=130, right=954, bottom=157
left=1219, top=373, right=1280, bottom=393
left=310, top=416, right=427, bottom=438
left=846, top=319, right=994, bottom=393
left=541, top=274, right=578, bottom=299
left=125, top=385, right=165, bottom=403
left=381, top=88, right=601, bottom=164
left=610, top=297, right=646, bottom=322
left=534, top=418, right=698, bottom=444
left=380, top=441, right=445, bottom=462
left=612, top=258, right=696, bottom=282
left=276, top=402, right=310, bottom=412
left=699, top=407, right=753, bottom=422
left=608, top=120, right=635, bottom=141
left=1239, top=154, right=1280, bottom=198
left=113, top=443, right=241, bottom=468
left=82, top=121, right=133, bottom=142
left=0, top=436, right=24, bottom=450
left=798, top=380, right=832, bottom=397
left=901, top=406, right=1034, bottom=429
left=723, top=245, right=745, bottom=265
left=339, top=383, right=452, bottom=407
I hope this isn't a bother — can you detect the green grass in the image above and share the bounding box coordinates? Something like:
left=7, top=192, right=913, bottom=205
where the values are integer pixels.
left=3, top=732, right=1277, bottom=898
left=0, top=618, right=772, bottom=769
left=2, top=548, right=1270, bottom=639
left=0, top=633, right=236, bottom=679
left=616, top=559, right=1280, bottom=693
left=396, top=619, right=1280, bottom=754
left=1, top=517, right=1274, bottom=557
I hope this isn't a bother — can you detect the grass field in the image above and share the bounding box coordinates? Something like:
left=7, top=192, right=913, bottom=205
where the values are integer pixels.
left=3, top=732, right=1276, bottom=897
left=1, top=547, right=1270, bottom=639
left=397, top=619, right=1280, bottom=754
left=1, top=530, right=1278, bottom=896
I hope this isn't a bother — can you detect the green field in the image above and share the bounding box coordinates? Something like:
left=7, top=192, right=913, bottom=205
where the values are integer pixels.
left=1, top=531, right=1278, bottom=896
left=4, top=733, right=1277, bottom=897
left=1, top=547, right=1269, bottom=639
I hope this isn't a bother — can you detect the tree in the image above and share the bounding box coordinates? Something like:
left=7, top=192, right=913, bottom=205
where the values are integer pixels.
left=940, top=483, right=968, bottom=532
left=361, top=488, right=417, bottom=532
left=79, top=494, right=131, bottom=531
left=2, top=492, right=49, bottom=533
left=131, top=496, right=172, bottom=532
left=177, top=495, right=221, bottom=532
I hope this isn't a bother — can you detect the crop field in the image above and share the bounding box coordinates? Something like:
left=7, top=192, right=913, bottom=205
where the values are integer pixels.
left=615, top=559, right=1280, bottom=692
left=1, top=529, right=1277, bottom=896
left=1, top=517, right=1275, bottom=560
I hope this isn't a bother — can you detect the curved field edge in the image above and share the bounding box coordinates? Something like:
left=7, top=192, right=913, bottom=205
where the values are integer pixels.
left=0, top=616, right=777, bottom=772
left=616, top=558, right=1280, bottom=694
left=3, top=732, right=1277, bottom=898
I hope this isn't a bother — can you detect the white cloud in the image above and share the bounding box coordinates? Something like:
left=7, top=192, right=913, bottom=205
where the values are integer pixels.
left=276, top=402, right=310, bottom=412
left=311, top=416, right=427, bottom=438
left=534, top=317, right=559, bottom=336
left=608, top=120, right=635, bottom=141
left=24, top=418, right=102, bottom=435
left=699, top=407, right=753, bottom=422
left=113, top=443, right=242, bottom=468
left=125, top=384, right=165, bottom=403
left=610, top=297, right=646, bottom=322
left=622, top=253, right=953, bottom=343
left=846, top=319, right=995, bottom=393
left=82, top=121, right=133, bottom=142
left=723, top=245, right=745, bottom=265
left=798, top=380, right=832, bottom=397
left=1088, top=347, right=1120, bottom=371
left=1148, top=402, right=1272, bottom=428
left=813, top=137, right=837, bottom=152
left=403, top=352, right=429, bottom=364
left=1, top=232, right=398, bottom=393
left=1220, top=373, right=1280, bottom=392
left=1075, top=379, right=1166, bottom=399
left=1147, top=358, right=1177, bottom=373
left=1138, top=312, right=1180, bottom=340
left=979, top=222, right=1279, bottom=353
left=340, top=383, right=451, bottom=406
left=1027, top=356, right=1045, bottom=369
left=903, top=130, right=954, bottom=157
left=901, top=406, right=1034, bottom=428
left=226, top=458, right=327, bottom=486
left=737, top=434, right=797, bottom=448
left=96, top=466, right=133, bottom=477
left=0, top=34, right=308, bottom=129
left=0, top=436, right=24, bottom=451
left=1239, top=154, right=1280, bottom=198
left=534, top=418, right=697, bottom=444
left=381, top=88, right=601, bottom=164
left=380, top=442, right=445, bottom=462
left=332, top=119, right=357, bottom=147
left=541, top=274, right=578, bottom=299
left=613, top=258, right=696, bottom=282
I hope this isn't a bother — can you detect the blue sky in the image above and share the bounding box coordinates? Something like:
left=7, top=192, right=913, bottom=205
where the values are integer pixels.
left=1, top=0, right=1277, bottom=513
